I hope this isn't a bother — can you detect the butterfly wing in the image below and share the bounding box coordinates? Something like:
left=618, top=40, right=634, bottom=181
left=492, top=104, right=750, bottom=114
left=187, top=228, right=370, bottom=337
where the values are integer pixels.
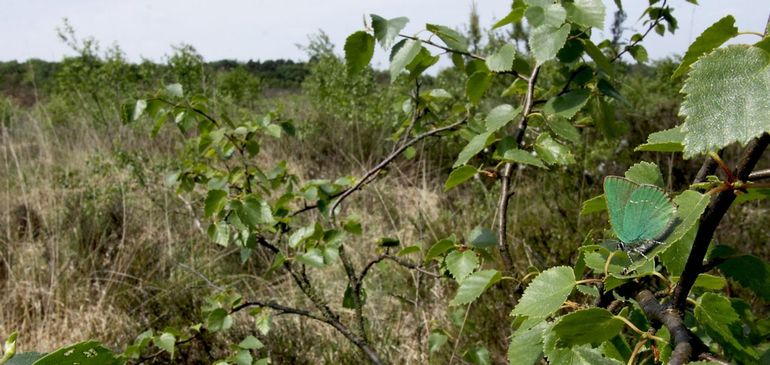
left=603, top=176, right=639, bottom=243
left=621, top=185, right=675, bottom=243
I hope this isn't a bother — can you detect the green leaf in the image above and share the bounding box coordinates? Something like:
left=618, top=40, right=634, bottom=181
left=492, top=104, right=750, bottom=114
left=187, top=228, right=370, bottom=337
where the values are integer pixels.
left=565, top=0, right=606, bottom=29
left=389, top=39, right=422, bottom=81
left=467, top=227, right=497, bottom=248
left=344, top=31, right=375, bottom=75
left=552, top=308, right=625, bottom=346
left=232, top=350, right=252, bottom=365
left=238, top=335, right=264, bottom=350
left=508, top=322, right=547, bottom=365
left=485, top=104, right=521, bottom=132
left=463, top=346, right=491, bottom=365
left=206, top=308, right=234, bottom=332
left=397, top=245, right=421, bottom=256
left=546, top=118, right=581, bottom=144
left=718, top=255, right=770, bottom=301
left=673, top=16, right=738, bottom=79
left=597, top=79, right=627, bottom=104
left=659, top=223, right=698, bottom=276
left=529, top=24, right=571, bottom=65
left=693, top=273, right=726, bottom=290
left=695, top=293, right=758, bottom=361
left=428, top=331, right=448, bottom=353
left=581, top=39, right=613, bottom=76
left=29, top=341, right=123, bottom=365
left=580, top=194, right=607, bottom=215
left=629, top=45, right=649, bottom=63
left=297, top=248, right=326, bottom=268
left=236, top=196, right=273, bottom=228
left=426, top=24, right=468, bottom=52
left=405, top=47, right=439, bottom=78
left=466, top=71, right=493, bottom=104
left=499, top=148, right=547, bottom=169
left=526, top=4, right=566, bottom=28
left=512, top=266, right=575, bottom=318
left=207, top=223, right=230, bottom=247
left=370, top=15, right=409, bottom=49
left=289, top=224, right=318, bottom=248
left=544, top=331, right=623, bottom=365
left=493, top=1, right=526, bottom=29
left=680, top=45, right=770, bottom=158
left=445, top=165, right=478, bottom=191
left=635, top=125, right=685, bottom=152
left=165, top=83, right=184, bottom=98
left=453, top=132, right=493, bottom=168
left=450, top=269, right=502, bottom=306
left=543, top=89, right=591, bottom=119
left=624, top=161, right=664, bottom=187
left=425, top=236, right=456, bottom=262
left=204, top=189, right=228, bottom=217
left=446, top=250, right=479, bottom=283
left=155, top=333, right=176, bottom=359
left=534, top=133, right=575, bottom=165
left=486, top=43, right=516, bottom=72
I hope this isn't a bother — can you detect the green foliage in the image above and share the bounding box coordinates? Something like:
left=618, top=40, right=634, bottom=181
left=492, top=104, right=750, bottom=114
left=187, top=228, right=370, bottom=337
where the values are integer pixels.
left=512, top=266, right=575, bottom=318
left=31, top=341, right=123, bottom=365
left=673, top=15, right=738, bottom=78
left=680, top=45, right=770, bottom=157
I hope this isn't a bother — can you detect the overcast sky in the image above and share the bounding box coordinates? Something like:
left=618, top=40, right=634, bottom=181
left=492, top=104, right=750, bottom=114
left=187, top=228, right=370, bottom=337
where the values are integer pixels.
left=1, top=0, right=766, bottom=68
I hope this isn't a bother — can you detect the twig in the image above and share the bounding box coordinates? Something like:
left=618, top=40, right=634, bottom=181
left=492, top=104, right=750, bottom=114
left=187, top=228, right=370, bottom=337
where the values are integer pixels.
left=330, top=118, right=467, bottom=220
left=397, top=34, right=527, bottom=81
left=497, top=65, right=541, bottom=272
left=610, top=0, right=668, bottom=63
left=748, top=168, right=770, bottom=181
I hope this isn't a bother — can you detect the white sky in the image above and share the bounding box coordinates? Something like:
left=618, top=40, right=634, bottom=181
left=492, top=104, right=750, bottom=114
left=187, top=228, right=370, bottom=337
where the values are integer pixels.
left=1, top=0, right=767, bottom=67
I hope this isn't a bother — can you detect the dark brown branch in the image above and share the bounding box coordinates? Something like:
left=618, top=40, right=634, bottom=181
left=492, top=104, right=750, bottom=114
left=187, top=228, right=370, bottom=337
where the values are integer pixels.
left=497, top=65, right=541, bottom=272
left=330, top=117, right=467, bottom=219
left=359, top=254, right=441, bottom=281
left=255, top=236, right=384, bottom=364
left=636, top=290, right=693, bottom=365
left=232, top=300, right=383, bottom=364
left=673, top=133, right=770, bottom=311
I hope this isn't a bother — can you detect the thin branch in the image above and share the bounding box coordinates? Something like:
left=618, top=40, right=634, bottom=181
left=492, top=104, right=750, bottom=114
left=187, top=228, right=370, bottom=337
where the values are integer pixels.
left=610, top=0, right=668, bottom=63
left=330, top=117, right=467, bottom=219
left=497, top=65, right=541, bottom=272
left=359, top=254, right=442, bottom=281
left=397, top=34, right=528, bottom=82
left=748, top=168, right=770, bottom=181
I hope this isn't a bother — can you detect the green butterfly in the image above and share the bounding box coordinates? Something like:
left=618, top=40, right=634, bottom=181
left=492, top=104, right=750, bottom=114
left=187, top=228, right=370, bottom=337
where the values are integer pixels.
left=603, top=176, right=676, bottom=254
